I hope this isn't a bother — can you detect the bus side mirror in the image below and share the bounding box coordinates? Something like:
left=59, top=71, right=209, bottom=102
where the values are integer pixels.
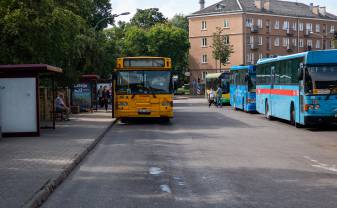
left=298, top=68, right=303, bottom=81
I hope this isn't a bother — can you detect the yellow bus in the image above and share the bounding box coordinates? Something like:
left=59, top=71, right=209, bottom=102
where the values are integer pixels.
left=113, top=57, right=173, bottom=122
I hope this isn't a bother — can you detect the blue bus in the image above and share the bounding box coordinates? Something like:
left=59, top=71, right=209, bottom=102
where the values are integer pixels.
left=256, top=50, right=337, bottom=127
left=230, top=65, right=256, bottom=112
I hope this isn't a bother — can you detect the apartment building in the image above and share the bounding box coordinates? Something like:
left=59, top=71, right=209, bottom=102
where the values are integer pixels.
left=188, top=0, right=337, bottom=82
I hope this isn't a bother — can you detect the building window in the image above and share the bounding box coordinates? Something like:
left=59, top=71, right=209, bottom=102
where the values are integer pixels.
left=316, top=40, right=321, bottom=49
left=283, top=37, right=289, bottom=47
left=249, top=36, right=254, bottom=45
left=307, top=39, right=313, bottom=47
left=201, top=54, right=208, bottom=63
left=283, top=21, right=289, bottom=30
left=257, top=19, right=263, bottom=28
left=299, top=23, right=304, bottom=31
left=274, top=20, right=280, bottom=29
left=258, top=36, right=263, bottom=45
left=292, top=22, right=297, bottom=31
left=331, top=40, right=336, bottom=48
left=202, top=71, right=208, bottom=80
left=224, top=36, right=229, bottom=44
left=259, top=53, right=263, bottom=60
left=246, top=18, right=253, bottom=27
left=201, top=21, right=207, bottom=30
left=224, top=19, right=229, bottom=28
left=274, top=37, right=280, bottom=46
left=299, top=39, right=304, bottom=48
left=316, top=24, right=320, bottom=33
left=201, top=37, right=207, bottom=47
left=306, top=23, right=313, bottom=32
left=331, top=25, right=335, bottom=33
left=247, top=53, right=254, bottom=63
left=292, top=39, right=297, bottom=47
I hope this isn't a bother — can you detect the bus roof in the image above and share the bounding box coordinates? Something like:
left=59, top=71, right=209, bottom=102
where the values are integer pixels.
left=256, top=50, right=337, bottom=66
left=205, top=73, right=222, bottom=79
left=230, top=65, right=255, bottom=71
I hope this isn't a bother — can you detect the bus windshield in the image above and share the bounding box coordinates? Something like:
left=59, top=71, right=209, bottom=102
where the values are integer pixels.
left=117, top=70, right=172, bottom=94
left=307, top=66, right=337, bottom=90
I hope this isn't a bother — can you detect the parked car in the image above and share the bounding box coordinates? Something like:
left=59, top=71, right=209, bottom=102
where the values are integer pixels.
left=176, top=84, right=190, bottom=95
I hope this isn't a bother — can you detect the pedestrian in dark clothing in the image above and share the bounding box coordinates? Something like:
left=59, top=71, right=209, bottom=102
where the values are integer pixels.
left=102, top=87, right=109, bottom=112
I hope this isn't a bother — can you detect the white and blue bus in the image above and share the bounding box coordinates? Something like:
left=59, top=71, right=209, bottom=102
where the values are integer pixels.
left=256, top=50, right=337, bottom=127
left=230, top=65, right=256, bottom=112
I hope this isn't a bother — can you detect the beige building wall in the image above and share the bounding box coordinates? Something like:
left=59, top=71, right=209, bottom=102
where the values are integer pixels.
left=189, top=14, right=244, bottom=82
left=189, top=11, right=337, bottom=84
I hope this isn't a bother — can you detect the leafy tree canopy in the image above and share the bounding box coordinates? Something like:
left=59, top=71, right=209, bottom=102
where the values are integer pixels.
left=211, top=27, right=234, bottom=67
left=130, top=8, right=167, bottom=28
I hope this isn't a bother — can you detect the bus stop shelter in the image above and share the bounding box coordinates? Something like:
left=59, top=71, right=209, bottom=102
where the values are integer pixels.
left=0, top=64, right=63, bottom=137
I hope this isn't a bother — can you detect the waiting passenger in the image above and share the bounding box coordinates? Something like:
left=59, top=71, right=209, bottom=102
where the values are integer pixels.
left=208, top=88, right=215, bottom=107
left=55, top=93, right=70, bottom=121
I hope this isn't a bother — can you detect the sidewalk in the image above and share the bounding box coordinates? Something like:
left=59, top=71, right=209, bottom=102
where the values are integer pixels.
left=0, top=111, right=115, bottom=208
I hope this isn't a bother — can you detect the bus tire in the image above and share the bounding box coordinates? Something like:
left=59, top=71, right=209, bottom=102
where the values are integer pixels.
left=290, top=104, right=301, bottom=128
left=265, top=99, right=271, bottom=120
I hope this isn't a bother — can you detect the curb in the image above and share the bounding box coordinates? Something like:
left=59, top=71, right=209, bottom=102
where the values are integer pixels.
left=23, top=119, right=118, bottom=208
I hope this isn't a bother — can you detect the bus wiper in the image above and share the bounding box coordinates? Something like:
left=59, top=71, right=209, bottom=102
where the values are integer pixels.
left=148, top=87, right=157, bottom=98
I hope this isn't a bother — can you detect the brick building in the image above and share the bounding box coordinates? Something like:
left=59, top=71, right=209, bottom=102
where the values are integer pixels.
left=188, top=0, right=337, bottom=83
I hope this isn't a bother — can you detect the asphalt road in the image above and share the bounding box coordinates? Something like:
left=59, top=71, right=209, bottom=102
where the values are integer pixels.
left=43, top=98, right=337, bottom=208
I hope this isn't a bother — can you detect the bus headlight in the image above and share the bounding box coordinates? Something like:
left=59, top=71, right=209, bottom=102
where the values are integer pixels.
left=118, top=102, right=128, bottom=107
left=247, top=98, right=256, bottom=103
left=304, top=104, right=320, bottom=111
left=161, top=101, right=173, bottom=107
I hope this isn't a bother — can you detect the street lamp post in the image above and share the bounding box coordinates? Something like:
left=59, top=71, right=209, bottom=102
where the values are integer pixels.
left=94, top=12, right=130, bottom=30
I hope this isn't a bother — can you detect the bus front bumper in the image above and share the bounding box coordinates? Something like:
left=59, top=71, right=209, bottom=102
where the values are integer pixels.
left=117, top=109, right=173, bottom=118
left=304, top=115, right=337, bottom=125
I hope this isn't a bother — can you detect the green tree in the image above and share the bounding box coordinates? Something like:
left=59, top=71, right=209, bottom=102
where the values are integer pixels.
left=170, top=14, right=188, bottom=31
left=147, top=24, right=190, bottom=78
left=0, top=0, right=115, bottom=85
left=211, top=27, right=234, bottom=68
left=130, top=8, right=167, bottom=28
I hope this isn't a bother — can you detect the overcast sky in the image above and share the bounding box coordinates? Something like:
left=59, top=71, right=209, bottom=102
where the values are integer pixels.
left=110, top=0, right=337, bottom=22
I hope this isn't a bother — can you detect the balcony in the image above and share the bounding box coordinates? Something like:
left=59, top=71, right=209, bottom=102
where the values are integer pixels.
left=286, top=28, right=295, bottom=36
left=250, top=25, right=259, bottom=33
left=249, top=42, right=259, bottom=50
left=304, top=30, right=311, bottom=37
left=286, top=45, right=295, bottom=52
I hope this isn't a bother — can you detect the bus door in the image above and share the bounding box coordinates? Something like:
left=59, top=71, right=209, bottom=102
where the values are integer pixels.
left=269, top=65, right=276, bottom=116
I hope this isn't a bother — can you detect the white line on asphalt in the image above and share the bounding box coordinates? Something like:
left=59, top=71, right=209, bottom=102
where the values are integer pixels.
left=149, top=167, right=163, bottom=175
left=304, top=156, right=337, bottom=172
left=160, top=184, right=171, bottom=193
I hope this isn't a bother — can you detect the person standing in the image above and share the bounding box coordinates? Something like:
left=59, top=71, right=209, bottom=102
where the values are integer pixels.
left=208, top=88, right=215, bottom=108
left=216, top=85, right=223, bottom=108
left=98, top=86, right=104, bottom=108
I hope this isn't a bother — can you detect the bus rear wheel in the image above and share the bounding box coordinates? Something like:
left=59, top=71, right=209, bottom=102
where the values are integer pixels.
left=290, top=104, right=301, bottom=128
left=265, top=100, right=271, bottom=120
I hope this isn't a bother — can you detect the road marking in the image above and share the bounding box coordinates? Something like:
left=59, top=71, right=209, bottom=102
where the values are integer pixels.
left=304, top=156, right=337, bottom=172
left=160, top=184, right=171, bottom=193
left=149, top=167, right=163, bottom=175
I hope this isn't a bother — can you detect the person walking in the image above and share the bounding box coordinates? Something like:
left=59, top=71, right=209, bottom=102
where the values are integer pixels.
left=102, top=87, right=110, bottom=112
left=98, top=86, right=104, bottom=108
left=208, top=88, right=215, bottom=107
left=216, top=85, right=223, bottom=108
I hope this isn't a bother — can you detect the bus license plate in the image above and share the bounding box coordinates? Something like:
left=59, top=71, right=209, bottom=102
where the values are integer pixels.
left=138, top=109, right=151, bottom=115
